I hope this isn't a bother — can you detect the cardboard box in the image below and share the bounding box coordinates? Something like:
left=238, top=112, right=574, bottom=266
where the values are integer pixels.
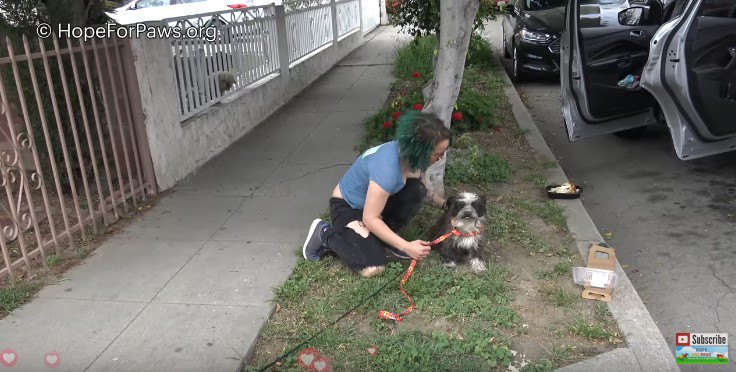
left=576, top=244, right=617, bottom=302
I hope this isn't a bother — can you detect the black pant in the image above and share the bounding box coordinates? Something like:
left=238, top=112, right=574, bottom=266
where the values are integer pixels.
left=324, top=178, right=426, bottom=272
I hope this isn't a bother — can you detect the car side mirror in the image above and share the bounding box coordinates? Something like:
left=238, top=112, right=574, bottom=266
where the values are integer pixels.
left=618, top=7, right=648, bottom=26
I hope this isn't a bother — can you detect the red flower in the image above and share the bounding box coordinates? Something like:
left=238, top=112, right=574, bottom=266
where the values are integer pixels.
left=382, top=121, right=393, bottom=128
left=411, top=72, right=421, bottom=79
left=451, top=111, right=463, bottom=121
left=391, top=111, right=402, bottom=119
left=412, top=103, right=423, bottom=111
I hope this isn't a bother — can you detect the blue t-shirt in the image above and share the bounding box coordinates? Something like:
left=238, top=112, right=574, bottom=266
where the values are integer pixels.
left=339, top=141, right=405, bottom=209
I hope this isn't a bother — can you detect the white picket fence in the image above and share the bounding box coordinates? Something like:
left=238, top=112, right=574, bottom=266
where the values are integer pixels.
left=362, top=0, right=380, bottom=34
left=285, top=0, right=334, bottom=63
left=337, top=0, right=361, bottom=38
left=164, top=0, right=378, bottom=121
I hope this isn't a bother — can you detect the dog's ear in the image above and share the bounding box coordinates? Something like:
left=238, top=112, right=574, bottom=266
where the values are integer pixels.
left=474, top=194, right=487, bottom=217
left=444, top=195, right=459, bottom=211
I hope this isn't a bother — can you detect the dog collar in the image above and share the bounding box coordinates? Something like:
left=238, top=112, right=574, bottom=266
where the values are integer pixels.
left=429, top=228, right=482, bottom=246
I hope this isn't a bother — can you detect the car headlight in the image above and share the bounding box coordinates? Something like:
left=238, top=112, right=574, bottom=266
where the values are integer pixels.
left=521, top=29, right=552, bottom=43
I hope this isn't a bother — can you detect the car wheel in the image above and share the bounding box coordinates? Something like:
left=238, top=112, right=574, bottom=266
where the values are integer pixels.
left=503, top=27, right=511, bottom=58
left=614, top=126, right=648, bottom=138
left=512, top=44, right=525, bottom=82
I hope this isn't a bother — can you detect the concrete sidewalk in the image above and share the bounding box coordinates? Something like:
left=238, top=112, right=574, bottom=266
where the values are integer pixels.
left=0, top=26, right=408, bottom=372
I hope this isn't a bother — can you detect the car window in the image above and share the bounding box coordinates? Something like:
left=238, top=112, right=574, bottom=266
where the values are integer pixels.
left=698, top=0, right=734, bottom=17
left=134, top=0, right=171, bottom=8
left=524, top=0, right=566, bottom=10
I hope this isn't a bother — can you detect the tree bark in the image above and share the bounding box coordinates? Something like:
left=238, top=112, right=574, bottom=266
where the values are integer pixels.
left=421, top=0, right=479, bottom=197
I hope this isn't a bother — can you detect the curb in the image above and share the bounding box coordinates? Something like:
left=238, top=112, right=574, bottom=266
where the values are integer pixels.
left=494, top=55, right=679, bottom=372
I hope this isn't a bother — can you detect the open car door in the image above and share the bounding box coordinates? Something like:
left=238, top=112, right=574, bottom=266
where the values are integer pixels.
left=561, top=0, right=664, bottom=140
left=641, top=0, right=736, bottom=159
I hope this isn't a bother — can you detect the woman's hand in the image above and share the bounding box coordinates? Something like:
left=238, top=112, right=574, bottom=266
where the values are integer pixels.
left=402, top=240, right=431, bottom=260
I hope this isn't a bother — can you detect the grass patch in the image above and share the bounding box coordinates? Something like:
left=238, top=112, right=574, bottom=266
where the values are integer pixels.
left=46, top=254, right=60, bottom=267
left=596, top=302, right=612, bottom=319
left=393, top=35, right=436, bottom=81
left=446, top=145, right=511, bottom=186
left=251, top=229, right=521, bottom=370
left=541, top=285, right=577, bottom=308
left=249, top=195, right=524, bottom=371
left=522, top=173, right=547, bottom=187
left=521, top=359, right=555, bottom=372
left=549, top=344, right=577, bottom=366
left=485, top=204, right=563, bottom=255
left=570, top=319, right=612, bottom=340
left=0, top=283, right=39, bottom=317
left=535, top=260, right=573, bottom=280
left=514, top=199, right=567, bottom=230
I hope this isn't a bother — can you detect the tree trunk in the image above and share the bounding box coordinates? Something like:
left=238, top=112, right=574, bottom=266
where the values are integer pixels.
left=421, top=0, right=479, bottom=197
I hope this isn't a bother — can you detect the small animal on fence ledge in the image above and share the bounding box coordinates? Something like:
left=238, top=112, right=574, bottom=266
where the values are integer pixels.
left=217, top=71, right=236, bottom=94
left=430, top=191, right=488, bottom=273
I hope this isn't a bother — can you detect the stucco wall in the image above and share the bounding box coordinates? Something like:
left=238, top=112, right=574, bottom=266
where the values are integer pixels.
left=130, top=28, right=365, bottom=191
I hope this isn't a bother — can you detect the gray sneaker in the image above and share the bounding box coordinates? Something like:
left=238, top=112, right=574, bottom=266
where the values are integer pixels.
left=302, top=218, right=329, bottom=261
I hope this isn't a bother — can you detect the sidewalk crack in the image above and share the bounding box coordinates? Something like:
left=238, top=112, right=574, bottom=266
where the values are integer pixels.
left=709, top=265, right=733, bottom=331
left=710, top=265, right=735, bottom=292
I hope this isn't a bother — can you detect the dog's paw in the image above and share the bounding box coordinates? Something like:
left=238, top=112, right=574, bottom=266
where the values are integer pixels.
left=442, top=261, right=457, bottom=268
left=470, top=258, right=486, bottom=273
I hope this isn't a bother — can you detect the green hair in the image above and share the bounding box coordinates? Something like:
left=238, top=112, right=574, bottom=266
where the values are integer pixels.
left=395, top=110, right=452, bottom=171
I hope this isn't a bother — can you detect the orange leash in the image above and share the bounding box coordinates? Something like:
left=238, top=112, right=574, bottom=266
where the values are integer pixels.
left=377, top=228, right=480, bottom=323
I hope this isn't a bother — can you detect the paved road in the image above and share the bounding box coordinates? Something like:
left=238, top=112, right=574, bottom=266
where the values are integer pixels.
left=483, top=20, right=736, bottom=369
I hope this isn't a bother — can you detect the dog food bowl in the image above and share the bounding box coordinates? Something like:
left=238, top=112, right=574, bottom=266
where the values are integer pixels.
left=546, top=183, right=582, bottom=199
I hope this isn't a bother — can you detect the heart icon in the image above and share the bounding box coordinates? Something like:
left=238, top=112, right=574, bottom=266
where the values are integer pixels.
left=367, top=345, right=378, bottom=356
left=1, top=349, right=18, bottom=367
left=297, top=348, right=321, bottom=369
left=312, top=357, right=330, bottom=372
left=300, top=353, right=315, bottom=366
left=44, top=351, right=61, bottom=368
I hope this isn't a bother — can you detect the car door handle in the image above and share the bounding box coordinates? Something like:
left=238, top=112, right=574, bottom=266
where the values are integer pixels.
left=630, top=30, right=644, bottom=38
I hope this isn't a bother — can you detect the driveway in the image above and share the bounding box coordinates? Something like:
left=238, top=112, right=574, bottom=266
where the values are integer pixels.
left=482, top=19, right=736, bottom=369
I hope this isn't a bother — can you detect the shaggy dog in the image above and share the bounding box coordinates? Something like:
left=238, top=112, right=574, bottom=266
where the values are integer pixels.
left=217, top=71, right=236, bottom=94
left=430, top=191, right=487, bottom=273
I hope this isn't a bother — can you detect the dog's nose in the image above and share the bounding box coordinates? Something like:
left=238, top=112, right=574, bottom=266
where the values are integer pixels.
left=462, top=212, right=473, bottom=218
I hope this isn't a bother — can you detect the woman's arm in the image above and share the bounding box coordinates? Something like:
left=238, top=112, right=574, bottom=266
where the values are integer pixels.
left=425, top=188, right=446, bottom=209
left=419, top=174, right=446, bottom=209
left=362, top=181, right=411, bottom=251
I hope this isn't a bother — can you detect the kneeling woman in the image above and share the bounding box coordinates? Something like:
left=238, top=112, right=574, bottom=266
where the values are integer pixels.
left=302, top=111, right=451, bottom=277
